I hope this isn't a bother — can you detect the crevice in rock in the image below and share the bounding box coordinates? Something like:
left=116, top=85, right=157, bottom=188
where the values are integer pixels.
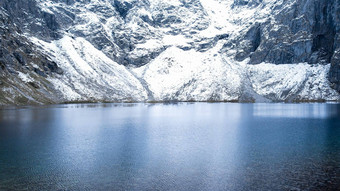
left=252, top=25, right=261, bottom=52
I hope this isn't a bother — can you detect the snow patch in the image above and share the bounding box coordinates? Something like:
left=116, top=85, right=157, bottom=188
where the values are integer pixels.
left=17, top=72, right=33, bottom=83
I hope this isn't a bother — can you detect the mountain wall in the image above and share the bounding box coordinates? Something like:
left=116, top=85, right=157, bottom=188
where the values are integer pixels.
left=0, top=0, right=339, bottom=105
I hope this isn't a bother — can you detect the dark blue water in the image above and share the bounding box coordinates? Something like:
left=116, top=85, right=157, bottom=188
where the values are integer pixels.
left=0, top=103, right=339, bottom=191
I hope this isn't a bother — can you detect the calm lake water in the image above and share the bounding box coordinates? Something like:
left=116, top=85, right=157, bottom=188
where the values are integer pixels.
left=0, top=103, right=339, bottom=190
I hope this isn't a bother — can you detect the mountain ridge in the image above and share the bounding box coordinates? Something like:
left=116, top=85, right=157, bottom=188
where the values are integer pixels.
left=0, top=0, right=339, bottom=105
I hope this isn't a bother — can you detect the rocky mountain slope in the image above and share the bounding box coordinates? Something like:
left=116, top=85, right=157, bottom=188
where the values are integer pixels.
left=0, top=0, right=339, bottom=105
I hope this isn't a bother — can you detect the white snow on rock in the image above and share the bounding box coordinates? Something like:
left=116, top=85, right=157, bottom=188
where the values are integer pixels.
left=28, top=0, right=339, bottom=103
left=17, top=72, right=33, bottom=83
left=29, top=36, right=339, bottom=103
left=248, top=63, right=340, bottom=101
left=31, top=36, right=147, bottom=102
left=132, top=44, right=242, bottom=101
left=130, top=45, right=339, bottom=102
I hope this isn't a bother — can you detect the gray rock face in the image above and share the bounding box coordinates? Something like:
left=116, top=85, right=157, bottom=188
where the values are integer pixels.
left=330, top=49, right=340, bottom=91
left=244, top=0, right=336, bottom=65
left=0, top=7, right=62, bottom=75
left=232, top=0, right=340, bottom=92
left=0, top=0, right=60, bottom=41
left=329, top=0, right=340, bottom=92
left=0, top=7, right=63, bottom=105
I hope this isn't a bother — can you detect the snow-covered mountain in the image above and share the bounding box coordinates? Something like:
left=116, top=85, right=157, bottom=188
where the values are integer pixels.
left=0, top=0, right=339, bottom=104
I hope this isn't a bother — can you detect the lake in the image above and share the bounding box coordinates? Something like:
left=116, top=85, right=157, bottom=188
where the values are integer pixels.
left=0, top=103, right=339, bottom=190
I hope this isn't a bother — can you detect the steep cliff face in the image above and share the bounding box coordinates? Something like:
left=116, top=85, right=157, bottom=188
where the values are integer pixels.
left=0, top=6, right=64, bottom=105
left=0, top=0, right=339, bottom=105
left=0, top=0, right=60, bottom=40
left=328, top=0, right=340, bottom=92
left=233, top=0, right=340, bottom=91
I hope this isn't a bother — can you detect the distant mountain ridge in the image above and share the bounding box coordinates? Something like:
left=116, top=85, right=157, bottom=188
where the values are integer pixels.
left=0, top=0, right=339, bottom=105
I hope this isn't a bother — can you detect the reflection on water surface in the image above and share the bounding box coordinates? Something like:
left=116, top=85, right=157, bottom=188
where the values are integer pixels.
left=0, top=103, right=339, bottom=190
